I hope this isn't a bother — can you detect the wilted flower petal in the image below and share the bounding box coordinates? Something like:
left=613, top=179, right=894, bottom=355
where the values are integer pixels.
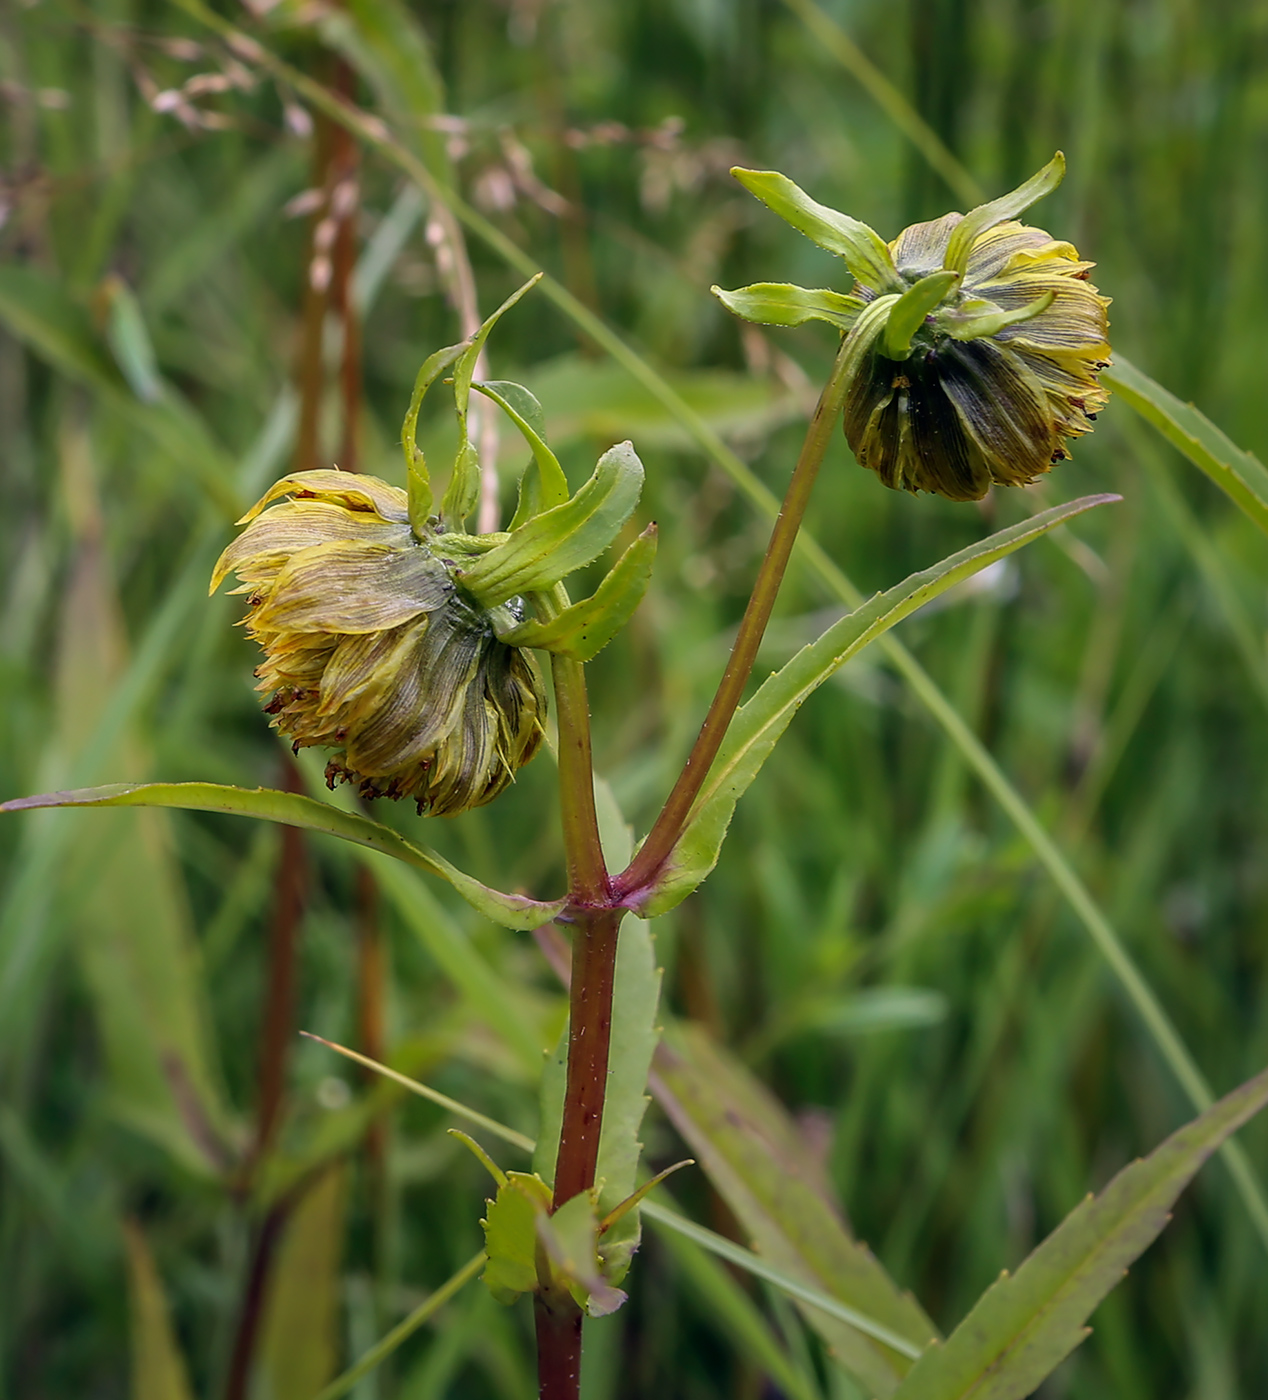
left=719, top=152, right=1111, bottom=501
left=213, top=471, right=546, bottom=816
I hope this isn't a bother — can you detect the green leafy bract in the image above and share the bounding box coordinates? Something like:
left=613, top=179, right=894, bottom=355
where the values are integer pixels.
left=456, top=441, right=645, bottom=605
left=441, top=275, right=543, bottom=525
left=499, top=526, right=658, bottom=662
left=882, top=270, right=960, bottom=359
left=472, top=379, right=570, bottom=519
left=730, top=168, right=904, bottom=294
left=942, top=152, right=1065, bottom=277
left=710, top=282, right=866, bottom=331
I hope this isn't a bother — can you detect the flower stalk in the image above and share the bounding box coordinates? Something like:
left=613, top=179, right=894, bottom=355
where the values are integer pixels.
left=613, top=329, right=859, bottom=902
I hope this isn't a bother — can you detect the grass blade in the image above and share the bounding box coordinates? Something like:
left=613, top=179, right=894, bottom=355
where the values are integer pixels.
left=312, top=1252, right=486, bottom=1400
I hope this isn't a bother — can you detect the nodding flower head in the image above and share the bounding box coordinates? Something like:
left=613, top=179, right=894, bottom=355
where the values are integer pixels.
left=211, top=471, right=547, bottom=817
left=715, top=152, right=1111, bottom=502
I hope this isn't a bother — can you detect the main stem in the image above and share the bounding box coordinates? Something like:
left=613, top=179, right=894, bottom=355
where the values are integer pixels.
left=537, top=651, right=613, bottom=1399
left=613, top=335, right=857, bottom=901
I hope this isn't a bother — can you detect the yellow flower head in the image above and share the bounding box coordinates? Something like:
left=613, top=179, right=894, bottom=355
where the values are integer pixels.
left=211, top=471, right=546, bottom=816
left=715, top=153, right=1111, bottom=502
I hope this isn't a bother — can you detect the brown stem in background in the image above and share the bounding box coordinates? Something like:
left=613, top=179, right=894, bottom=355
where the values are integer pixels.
left=355, top=864, right=386, bottom=1169
left=252, top=759, right=307, bottom=1163
left=222, top=1203, right=289, bottom=1400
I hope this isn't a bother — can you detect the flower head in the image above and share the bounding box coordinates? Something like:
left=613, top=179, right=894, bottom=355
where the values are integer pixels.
left=715, top=153, right=1110, bottom=501
left=212, top=471, right=547, bottom=816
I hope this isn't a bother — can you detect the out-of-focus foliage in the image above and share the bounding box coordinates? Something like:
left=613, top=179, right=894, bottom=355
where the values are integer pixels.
left=2, top=0, right=1267, bottom=1397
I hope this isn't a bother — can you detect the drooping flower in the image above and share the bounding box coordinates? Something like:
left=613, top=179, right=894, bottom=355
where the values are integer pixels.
left=212, top=280, right=651, bottom=818
left=715, top=152, right=1111, bottom=501
left=211, top=470, right=547, bottom=816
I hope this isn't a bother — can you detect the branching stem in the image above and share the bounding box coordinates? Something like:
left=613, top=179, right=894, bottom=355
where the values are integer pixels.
left=613, top=334, right=856, bottom=901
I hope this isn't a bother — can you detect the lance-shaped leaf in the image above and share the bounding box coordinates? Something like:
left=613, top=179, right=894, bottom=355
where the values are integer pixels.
left=943, top=152, right=1065, bottom=278
left=889, top=1061, right=1268, bottom=1400
left=456, top=440, right=644, bottom=605
left=442, top=274, right=543, bottom=526
left=498, top=526, right=657, bottom=662
left=1103, top=355, right=1268, bottom=538
left=632, top=495, right=1118, bottom=918
left=882, top=269, right=960, bottom=358
left=473, top=379, right=571, bottom=519
left=731, top=168, right=904, bottom=294
left=712, top=282, right=867, bottom=331
left=0, top=782, right=565, bottom=932
left=653, top=1023, right=935, bottom=1396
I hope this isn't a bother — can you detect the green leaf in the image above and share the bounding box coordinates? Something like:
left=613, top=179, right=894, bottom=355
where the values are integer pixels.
left=441, top=275, right=542, bottom=526
left=257, top=1165, right=349, bottom=1400
left=655, top=1225, right=822, bottom=1400
left=311, top=1252, right=485, bottom=1400
left=882, top=270, right=960, bottom=358
left=712, top=281, right=867, bottom=331
left=731, top=168, right=904, bottom=294
left=653, top=1023, right=935, bottom=1396
left=473, top=379, right=571, bottom=517
left=499, top=526, right=657, bottom=661
left=124, top=1223, right=197, bottom=1400
left=456, top=440, right=645, bottom=605
left=889, top=1062, right=1268, bottom=1400
left=481, top=1171, right=553, bottom=1304
left=634, top=494, right=1117, bottom=918
left=943, top=152, right=1065, bottom=277
left=535, top=778, right=662, bottom=1286
left=400, top=339, right=467, bottom=530
left=0, top=782, right=565, bottom=933
left=641, top=1199, right=924, bottom=1359
left=1103, top=355, right=1268, bottom=537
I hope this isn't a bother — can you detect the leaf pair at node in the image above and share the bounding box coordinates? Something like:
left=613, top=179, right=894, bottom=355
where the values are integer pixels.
left=453, top=1130, right=688, bottom=1318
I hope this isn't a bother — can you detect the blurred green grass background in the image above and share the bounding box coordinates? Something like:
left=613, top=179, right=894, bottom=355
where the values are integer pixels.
left=2, top=0, right=1267, bottom=1396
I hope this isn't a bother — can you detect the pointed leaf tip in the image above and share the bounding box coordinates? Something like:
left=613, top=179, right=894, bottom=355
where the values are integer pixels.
left=944, top=152, right=1066, bottom=276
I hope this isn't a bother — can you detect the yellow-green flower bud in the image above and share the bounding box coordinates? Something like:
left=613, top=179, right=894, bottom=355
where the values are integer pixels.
left=717, top=153, right=1111, bottom=502
left=211, top=470, right=546, bottom=816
